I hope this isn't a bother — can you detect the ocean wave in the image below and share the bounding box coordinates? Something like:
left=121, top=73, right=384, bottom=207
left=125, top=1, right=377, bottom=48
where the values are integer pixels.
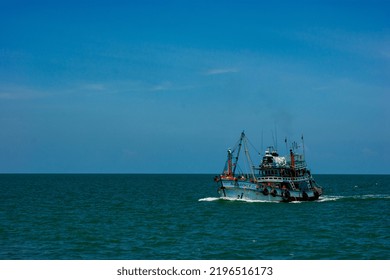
left=358, top=194, right=390, bottom=199
left=198, top=197, right=278, bottom=203
left=198, top=197, right=220, bottom=202
left=317, top=194, right=390, bottom=202
left=317, top=195, right=344, bottom=202
left=199, top=194, right=390, bottom=204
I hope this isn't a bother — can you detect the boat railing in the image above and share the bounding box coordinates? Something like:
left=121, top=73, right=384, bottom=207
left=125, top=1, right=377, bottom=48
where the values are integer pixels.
left=258, top=176, right=283, bottom=182
left=258, top=175, right=310, bottom=189
left=285, top=175, right=310, bottom=181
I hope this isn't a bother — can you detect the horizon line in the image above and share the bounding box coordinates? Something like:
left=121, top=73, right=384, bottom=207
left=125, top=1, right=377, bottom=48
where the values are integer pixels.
left=0, top=172, right=389, bottom=176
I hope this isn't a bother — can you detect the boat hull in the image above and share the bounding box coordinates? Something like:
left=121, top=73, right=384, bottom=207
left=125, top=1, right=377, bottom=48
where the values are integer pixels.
left=217, top=180, right=321, bottom=202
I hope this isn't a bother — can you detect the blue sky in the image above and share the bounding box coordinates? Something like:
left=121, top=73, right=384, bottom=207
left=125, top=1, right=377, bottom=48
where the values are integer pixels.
left=0, top=0, right=389, bottom=174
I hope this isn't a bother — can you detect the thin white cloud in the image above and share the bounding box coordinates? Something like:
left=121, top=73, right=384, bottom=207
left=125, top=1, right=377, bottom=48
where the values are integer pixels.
left=312, top=85, right=333, bottom=92
left=82, top=83, right=106, bottom=91
left=75, top=80, right=195, bottom=95
left=150, top=81, right=172, bottom=91
left=288, top=28, right=390, bottom=60
left=380, top=48, right=390, bottom=59
left=205, top=68, right=239, bottom=75
left=148, top=81, right=196, bottom=92
left=0, top=92, right=15, bottom=100
left=0, top=85, right=48, bottom=100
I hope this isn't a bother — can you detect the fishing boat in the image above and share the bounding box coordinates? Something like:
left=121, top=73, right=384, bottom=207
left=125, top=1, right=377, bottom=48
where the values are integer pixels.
left=214, top=132, right=323, bottom=202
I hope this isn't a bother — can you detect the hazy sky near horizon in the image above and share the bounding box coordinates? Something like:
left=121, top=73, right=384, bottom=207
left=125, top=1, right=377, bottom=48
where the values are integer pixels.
left=0, top=0, right=389, bottom=174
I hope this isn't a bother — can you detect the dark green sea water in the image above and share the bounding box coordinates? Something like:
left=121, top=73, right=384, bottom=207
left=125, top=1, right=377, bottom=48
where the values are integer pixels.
left=0, top=174, right=389, bottom=260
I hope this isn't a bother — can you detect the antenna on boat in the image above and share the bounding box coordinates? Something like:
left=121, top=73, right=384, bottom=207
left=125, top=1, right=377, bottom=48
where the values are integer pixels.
left=271, top=130, right=276, bottom=151
left=285, top=137, right=288, bottom=155
left=261, top=129, right=264, bottom=154
left=275, top=123, right=278, bottom=150
left=301, top=134, right=306, bottom=159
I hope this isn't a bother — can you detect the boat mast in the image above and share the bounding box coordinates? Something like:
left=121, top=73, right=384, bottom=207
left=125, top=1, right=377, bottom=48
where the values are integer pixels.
left=290, top=149, right=295, bottom=178
left=243, top=135, right=256, bottom=182
left=232, top=131, right=245, bottom=176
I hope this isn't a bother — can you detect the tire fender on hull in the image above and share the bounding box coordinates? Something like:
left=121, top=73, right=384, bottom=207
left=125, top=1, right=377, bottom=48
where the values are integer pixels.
left=302, top=191, right=309, bottom=201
